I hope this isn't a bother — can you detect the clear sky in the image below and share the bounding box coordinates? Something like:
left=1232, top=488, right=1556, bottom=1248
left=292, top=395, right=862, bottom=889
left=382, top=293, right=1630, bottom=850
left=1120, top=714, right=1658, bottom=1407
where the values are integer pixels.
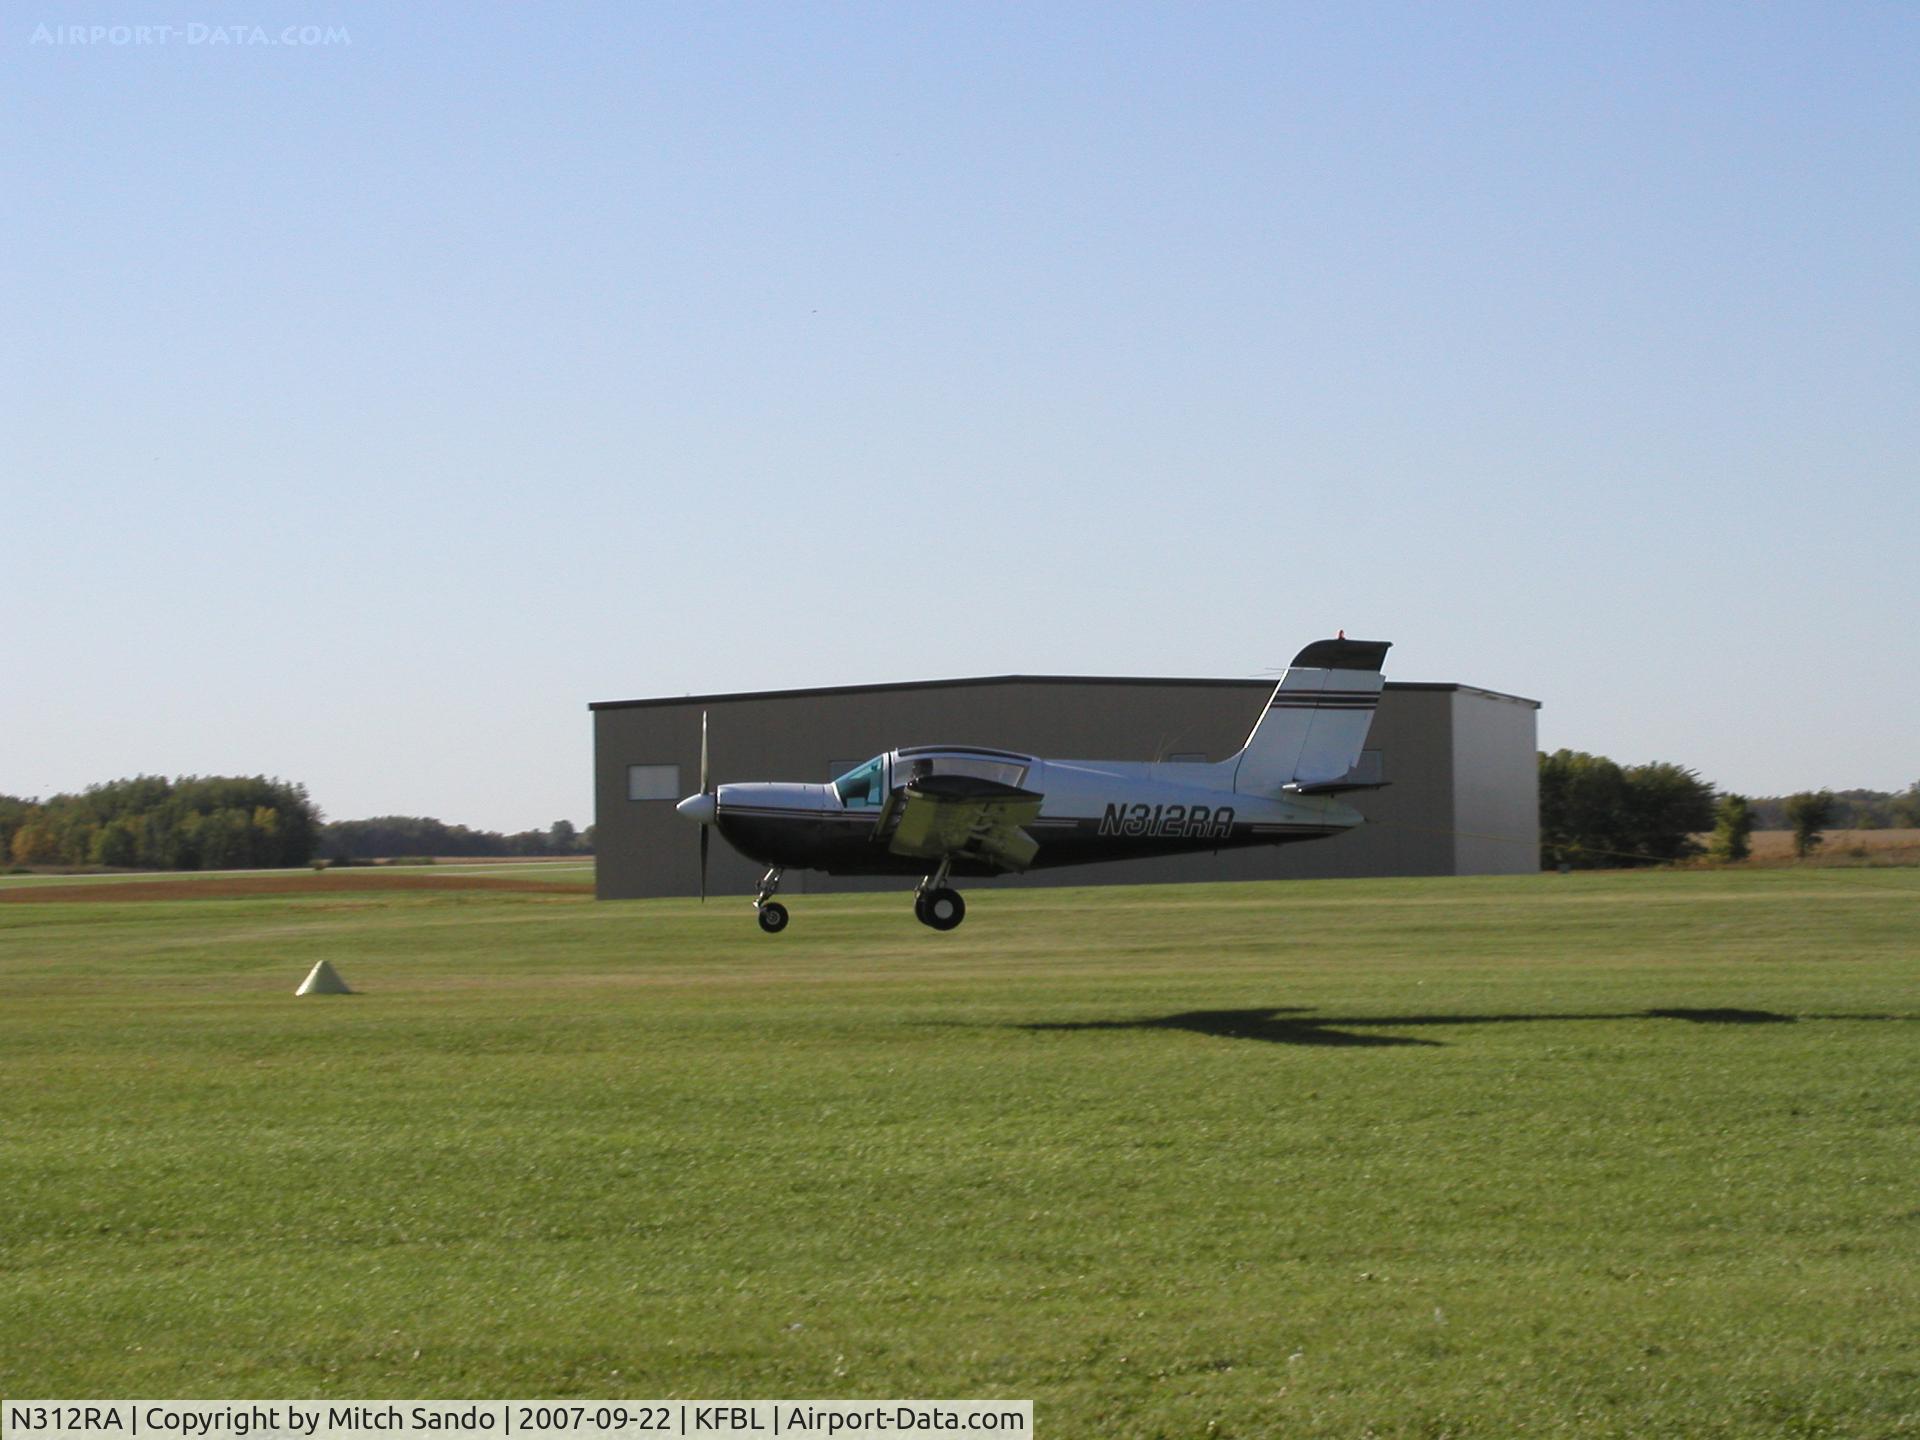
left=4, top=2, right=1915, bottom=830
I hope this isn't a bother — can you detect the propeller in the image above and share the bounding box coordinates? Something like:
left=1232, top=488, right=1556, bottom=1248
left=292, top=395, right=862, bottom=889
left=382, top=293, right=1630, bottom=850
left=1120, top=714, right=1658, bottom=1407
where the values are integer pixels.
left=698, top=709, right=710, bottom=903
left=674, top=709, right=719, bottom=899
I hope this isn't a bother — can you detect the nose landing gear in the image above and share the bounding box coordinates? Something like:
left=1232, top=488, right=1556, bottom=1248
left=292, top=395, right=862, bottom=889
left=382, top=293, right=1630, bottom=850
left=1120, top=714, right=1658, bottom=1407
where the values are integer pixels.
left=754, top=868, right=788, bottom=934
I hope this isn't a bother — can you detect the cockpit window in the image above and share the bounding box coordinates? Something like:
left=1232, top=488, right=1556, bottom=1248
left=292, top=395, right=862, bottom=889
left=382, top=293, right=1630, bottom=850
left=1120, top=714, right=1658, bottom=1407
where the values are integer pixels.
left=831, top=756, right=887, bottom=808
left=908, top=755, right=1029, bottom=789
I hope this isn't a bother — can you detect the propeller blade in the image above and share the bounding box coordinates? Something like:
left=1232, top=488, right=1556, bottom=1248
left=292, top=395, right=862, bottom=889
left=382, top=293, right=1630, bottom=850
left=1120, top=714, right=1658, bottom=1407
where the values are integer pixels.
left=698, top=709, right=711, bottom=903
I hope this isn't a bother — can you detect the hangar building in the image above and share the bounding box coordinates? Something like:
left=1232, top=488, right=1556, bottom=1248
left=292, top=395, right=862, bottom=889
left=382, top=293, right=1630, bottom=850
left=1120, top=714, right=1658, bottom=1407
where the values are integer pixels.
left=590, top=673, right=1540, bottom=900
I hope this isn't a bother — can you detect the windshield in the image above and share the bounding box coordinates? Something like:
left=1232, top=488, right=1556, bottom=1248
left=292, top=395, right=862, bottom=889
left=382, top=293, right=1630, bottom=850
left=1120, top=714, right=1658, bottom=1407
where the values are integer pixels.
left=831, top=756, right=887, bottom=808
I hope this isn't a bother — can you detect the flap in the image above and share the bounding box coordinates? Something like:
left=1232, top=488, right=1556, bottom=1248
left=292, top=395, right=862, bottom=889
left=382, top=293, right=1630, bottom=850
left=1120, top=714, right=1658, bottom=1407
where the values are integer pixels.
left=886, top=782, right=1044, bottom=872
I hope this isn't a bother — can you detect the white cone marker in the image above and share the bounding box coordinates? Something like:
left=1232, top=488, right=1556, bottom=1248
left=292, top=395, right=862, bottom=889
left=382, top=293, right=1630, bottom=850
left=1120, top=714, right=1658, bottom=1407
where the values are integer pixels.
left=295, top=959, right=353, bottom=996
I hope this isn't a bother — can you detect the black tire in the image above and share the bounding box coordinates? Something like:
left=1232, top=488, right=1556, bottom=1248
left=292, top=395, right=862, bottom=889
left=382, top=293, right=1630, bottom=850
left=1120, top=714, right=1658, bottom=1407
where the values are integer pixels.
left=922, top=887, right=965, bottom=931
left=912, top=895, right=931, bottom=927
left=757, top=901, right=789, bottom=934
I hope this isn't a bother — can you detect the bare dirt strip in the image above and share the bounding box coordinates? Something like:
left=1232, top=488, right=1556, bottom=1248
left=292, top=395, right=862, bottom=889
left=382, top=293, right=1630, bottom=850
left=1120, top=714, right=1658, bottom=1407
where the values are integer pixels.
left=0, top=872, right=594, bottom=903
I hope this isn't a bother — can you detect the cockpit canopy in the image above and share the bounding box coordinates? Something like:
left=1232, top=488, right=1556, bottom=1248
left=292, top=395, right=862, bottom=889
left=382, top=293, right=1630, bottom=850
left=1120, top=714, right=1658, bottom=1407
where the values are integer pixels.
left=831, top=748, right=1034, bottom=809
left=894, top=747, right=1031, bottom=791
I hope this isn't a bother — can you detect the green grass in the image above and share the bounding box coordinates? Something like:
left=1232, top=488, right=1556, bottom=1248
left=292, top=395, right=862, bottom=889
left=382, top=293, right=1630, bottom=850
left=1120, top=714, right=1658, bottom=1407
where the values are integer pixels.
left=0, top=866, right=300, bottom=889
left=3, top=870, right=1917, bottom=1438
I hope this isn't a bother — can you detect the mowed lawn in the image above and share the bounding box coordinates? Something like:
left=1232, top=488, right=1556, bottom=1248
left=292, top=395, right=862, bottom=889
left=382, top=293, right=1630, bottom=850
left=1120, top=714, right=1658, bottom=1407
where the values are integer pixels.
left=2, top=869, right=1916, bottom=1438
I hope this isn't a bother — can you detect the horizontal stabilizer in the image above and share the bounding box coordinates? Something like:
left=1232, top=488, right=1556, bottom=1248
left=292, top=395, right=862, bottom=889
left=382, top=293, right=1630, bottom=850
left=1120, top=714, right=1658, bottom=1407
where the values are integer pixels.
left=1284, top=750, right=1387, bottom=796
left=1286, top=777, right=1391, bottom=796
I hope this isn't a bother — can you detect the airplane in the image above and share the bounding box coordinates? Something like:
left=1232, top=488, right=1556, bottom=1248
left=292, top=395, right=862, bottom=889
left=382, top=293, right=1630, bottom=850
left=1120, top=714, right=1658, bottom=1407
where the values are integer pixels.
left=674, top=636, right=1391, bottom=932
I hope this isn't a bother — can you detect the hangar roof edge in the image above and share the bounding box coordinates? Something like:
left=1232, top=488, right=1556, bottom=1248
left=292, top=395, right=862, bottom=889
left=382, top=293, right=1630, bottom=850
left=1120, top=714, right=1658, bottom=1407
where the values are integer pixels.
left=590, top=676, right=1540, bottom=712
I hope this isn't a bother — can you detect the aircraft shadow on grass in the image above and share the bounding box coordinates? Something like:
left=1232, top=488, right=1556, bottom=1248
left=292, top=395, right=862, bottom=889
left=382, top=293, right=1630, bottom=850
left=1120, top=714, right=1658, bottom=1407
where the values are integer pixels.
left=1018, top=1006, right=1911, bottom=1049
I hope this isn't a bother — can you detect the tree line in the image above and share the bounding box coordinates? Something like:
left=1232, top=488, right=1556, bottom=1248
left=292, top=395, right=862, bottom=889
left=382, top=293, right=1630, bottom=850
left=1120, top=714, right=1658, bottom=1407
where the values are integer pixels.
left=1539, top=751, right=1883, bottom=868
left=318, top=816, right=593, bottom=861
left=2, top=776, right=321, bottom=870
left=1747, top=785, right=1920, bottom=831
left=2, top=776, right=594, bottom=871
left=1538, top=752, right=1718, bottom=868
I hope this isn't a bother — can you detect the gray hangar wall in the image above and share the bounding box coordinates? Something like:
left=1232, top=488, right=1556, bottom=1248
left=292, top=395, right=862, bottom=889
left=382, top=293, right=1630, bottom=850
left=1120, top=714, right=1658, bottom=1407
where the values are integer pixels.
left=590, top=675, right=1540, bottom=900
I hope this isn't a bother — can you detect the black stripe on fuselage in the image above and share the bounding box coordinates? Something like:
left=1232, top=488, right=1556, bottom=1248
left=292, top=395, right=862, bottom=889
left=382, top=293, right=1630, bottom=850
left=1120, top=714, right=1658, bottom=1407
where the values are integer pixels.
left=711, top=807, right=1340, bottom=876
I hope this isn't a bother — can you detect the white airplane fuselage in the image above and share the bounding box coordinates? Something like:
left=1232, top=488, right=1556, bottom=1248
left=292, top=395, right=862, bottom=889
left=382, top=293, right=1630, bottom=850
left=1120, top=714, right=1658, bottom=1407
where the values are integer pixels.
left=676, top=636, right=1392, bottom=930
left=709, top=753, right=1363, bottom=878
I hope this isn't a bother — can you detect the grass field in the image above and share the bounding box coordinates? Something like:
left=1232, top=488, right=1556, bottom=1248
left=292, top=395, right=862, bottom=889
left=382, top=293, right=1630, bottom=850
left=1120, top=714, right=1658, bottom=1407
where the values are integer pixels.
left=3, top=868, right=1916, bottom=1437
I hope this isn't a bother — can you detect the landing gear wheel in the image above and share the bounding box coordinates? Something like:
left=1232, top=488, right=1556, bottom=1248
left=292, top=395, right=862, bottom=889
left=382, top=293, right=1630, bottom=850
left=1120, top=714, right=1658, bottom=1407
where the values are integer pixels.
left=757, top=901, right=789, bottom=934
left=918, top=887, right=965, bottom=931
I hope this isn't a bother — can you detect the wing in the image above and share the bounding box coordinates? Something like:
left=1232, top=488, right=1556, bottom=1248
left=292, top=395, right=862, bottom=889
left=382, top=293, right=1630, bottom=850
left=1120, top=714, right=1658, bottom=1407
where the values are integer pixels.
left=884, top=775, right=1044, bottom=872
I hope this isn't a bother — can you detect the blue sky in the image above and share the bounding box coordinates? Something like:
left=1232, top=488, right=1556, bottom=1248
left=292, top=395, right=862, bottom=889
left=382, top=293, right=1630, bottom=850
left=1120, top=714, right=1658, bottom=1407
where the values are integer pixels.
left=4, top=2, right=1915, bottom=830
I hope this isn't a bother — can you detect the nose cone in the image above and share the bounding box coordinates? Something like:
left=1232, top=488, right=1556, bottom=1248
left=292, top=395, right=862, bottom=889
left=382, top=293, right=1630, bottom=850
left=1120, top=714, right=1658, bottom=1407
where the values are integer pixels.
left=675, top=792, right=717, bottom=825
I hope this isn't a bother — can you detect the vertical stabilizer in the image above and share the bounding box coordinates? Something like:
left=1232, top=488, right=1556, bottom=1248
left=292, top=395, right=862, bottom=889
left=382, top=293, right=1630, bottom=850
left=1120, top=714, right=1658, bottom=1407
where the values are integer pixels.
left=1232, top=638, right=1391, bottom=794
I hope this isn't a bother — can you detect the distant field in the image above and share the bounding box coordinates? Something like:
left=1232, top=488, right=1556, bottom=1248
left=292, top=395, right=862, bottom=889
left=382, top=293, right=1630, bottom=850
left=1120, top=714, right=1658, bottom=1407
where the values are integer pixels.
left=0, top=865, right=305, bottom=890
left=0, top=871, right=594, bottom=903
left=421, top=856, right=592, bottom=868
left=2, top=868, right=1916, bottom=1437
left=0, top=860, right=597, bottom=891
left=1745, top=827, right=1920, bottom=866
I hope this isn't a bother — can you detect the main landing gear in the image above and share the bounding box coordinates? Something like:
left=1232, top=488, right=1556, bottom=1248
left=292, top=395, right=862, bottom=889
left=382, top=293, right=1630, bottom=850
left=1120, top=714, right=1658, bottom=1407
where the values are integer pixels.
left=913, top=858, right=966, bottom=932
left=747, top=863, right=968, bottom=933
left=754, top=867, right=788, bottom=934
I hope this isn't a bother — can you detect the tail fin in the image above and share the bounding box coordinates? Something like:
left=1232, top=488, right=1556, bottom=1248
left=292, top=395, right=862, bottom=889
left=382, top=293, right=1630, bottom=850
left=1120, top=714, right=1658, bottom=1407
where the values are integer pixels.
left=1232, top=638, right=1391, bottom=795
